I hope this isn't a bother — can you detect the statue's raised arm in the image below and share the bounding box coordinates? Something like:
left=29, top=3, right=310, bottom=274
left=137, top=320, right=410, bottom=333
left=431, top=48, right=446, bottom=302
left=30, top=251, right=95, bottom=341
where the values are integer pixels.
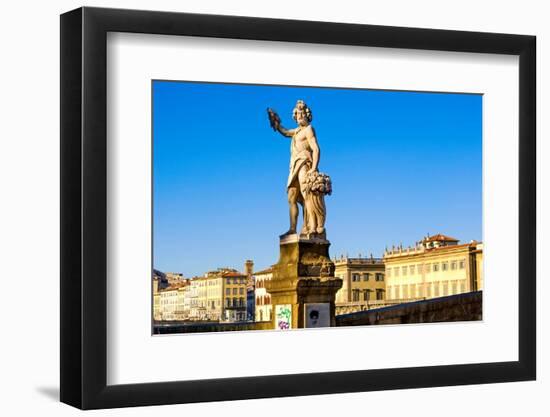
left=267, top=108, right=296, bottom=138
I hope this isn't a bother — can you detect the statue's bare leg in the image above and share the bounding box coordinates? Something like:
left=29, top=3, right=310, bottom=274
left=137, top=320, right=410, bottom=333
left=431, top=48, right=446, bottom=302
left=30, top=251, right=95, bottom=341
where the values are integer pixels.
left=298, top=198, right=307, bottom=235
left=297, top=165, right=310, bottom=235
left=283, top=187, right=299, bottom=236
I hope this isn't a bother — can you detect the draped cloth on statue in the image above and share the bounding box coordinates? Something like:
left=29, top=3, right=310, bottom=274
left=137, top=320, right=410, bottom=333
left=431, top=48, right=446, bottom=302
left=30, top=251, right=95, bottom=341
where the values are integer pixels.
left=287, top=129, right=312, bottom=190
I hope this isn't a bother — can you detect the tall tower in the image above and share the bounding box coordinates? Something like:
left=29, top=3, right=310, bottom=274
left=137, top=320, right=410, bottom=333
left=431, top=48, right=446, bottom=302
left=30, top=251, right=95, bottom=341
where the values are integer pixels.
left=245, top=260, right=254, bottom=277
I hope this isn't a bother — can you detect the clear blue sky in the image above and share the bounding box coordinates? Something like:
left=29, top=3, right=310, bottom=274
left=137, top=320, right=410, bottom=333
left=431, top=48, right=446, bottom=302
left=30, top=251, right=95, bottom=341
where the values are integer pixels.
left=153, top=80, right=482, bottom=277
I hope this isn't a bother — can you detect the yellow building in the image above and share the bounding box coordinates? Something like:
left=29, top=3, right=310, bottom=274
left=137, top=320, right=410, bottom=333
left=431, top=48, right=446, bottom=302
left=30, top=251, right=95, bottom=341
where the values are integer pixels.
left=475, top=246, right=484, bottom=290
left=333, top=255, right=387, bottom=314
left=185, top=268, right=248, bottom=322
left=182, top=284, right=192, bottom=319
left=153, top=269, right=188, bottom=321
left=190, top=276, right=211, bottom=321
left=384, top=234, right=483, bottom=302
left=153, top=264, right=285, bottom=323
left=188, top=278, right=203, bottom=320
left=153, top=277, right=161, bottom=321
left=254, top=267, right=273, bottom=322
left=204, top=273, right=223, bottom=321
left=221, top=270, right=248, bottom=322
left=176, top=284, right=188, bottom=320
left=157, top=282, right=187, bottom=321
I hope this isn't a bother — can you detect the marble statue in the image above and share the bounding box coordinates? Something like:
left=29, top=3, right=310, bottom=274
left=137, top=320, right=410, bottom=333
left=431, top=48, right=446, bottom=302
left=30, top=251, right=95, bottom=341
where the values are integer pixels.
left=267, top=100, right=332, bottom=239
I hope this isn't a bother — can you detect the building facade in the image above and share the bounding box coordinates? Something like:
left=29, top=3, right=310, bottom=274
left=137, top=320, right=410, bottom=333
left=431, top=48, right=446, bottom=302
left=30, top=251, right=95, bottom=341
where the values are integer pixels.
left=154, top=268, right=248, bottom=322
left=153, top=269, right=189, bottom=321
left=182, top=284, right=192, bottom=320
left=188, top=278, right=202, bottom=320
left=153, top=277, right=161, bottom=321
left=157, top=282, right=187, bottom=321
left=254, top=267, right=273, bottom=322
left=220, top=270, right=248, bottom=322
left=384, top=234, right=483, bottom=302
left=204, top=273, right=224, bottom=321
left=333, top=256, right=387, bottom=314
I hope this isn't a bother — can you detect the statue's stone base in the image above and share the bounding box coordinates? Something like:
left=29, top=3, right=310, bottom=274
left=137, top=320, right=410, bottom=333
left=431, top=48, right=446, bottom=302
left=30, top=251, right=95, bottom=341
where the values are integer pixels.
left=265, top=234, right=342, bottom=329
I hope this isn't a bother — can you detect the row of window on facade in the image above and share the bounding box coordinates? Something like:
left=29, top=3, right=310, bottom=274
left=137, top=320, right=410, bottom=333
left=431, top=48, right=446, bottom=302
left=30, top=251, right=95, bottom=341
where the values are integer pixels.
left=256, top=294, right=271, bottom=305
left=197, top=277, right=247, bottom=286
left=350, top=272, right=385, bottom=282
left=189, top=310, right=246, bottom=321
left=225, top=277, right=246, bottom=285
left=387, top=259, right=466, bottom=278
left=351, top=288, right=385, bottom=301
left=225, top=287, right=245, bottom=295
left=225, top=297, right=246, bottom=307
left=255, top=279, right=268, bottom=288
left=189, top=298, right=245, bottom=307
left=229, top=311, right=247, bottom=321
left=387, top=279, right=467, bottom=299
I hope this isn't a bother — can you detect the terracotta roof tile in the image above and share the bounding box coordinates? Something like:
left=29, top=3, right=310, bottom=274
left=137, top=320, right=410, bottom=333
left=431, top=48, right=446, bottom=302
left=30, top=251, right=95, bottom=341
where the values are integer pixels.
left=426, top=242, right=479, bottom=252
left=424, top=234, right=459, bottom=242
left=221, top=271, right=246, bottom=277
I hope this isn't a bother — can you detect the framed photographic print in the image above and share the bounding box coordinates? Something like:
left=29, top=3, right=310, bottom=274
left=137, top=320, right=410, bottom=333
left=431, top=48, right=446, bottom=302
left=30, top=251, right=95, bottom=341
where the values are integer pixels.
left=60, top=6, right=536, bottom=410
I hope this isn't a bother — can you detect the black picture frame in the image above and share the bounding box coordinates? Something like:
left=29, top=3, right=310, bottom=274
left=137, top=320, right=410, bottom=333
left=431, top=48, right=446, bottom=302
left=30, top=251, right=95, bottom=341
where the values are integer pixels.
left=60, top=6, right=536, bottom=410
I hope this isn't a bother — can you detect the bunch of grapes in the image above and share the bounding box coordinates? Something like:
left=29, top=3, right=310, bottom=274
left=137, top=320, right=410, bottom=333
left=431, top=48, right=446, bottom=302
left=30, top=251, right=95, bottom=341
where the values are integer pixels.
left=267, top=108, right=281, bottom=131
left=304, top=171, right=332, bottom=196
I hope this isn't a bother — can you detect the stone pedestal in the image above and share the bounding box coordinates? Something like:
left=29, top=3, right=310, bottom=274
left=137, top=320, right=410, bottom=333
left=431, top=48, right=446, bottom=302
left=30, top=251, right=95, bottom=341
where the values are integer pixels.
left=265, top=234, right=343, bottom=329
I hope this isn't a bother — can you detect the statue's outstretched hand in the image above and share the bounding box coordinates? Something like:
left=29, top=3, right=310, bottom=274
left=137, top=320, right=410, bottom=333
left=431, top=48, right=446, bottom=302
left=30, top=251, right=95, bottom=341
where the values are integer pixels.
left=267, top=108, right=281, bottom=131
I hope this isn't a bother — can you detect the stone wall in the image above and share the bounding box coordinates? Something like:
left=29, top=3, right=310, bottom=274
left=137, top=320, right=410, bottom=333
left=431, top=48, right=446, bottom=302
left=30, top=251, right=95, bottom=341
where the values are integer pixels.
left=335, top=291, right=482, bottom=327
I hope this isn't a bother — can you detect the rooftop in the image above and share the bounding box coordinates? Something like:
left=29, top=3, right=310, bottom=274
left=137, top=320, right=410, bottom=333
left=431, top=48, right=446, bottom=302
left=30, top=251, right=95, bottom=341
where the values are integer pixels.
left=334, top=256, right=384, bottom=265
left=222, top=271, right=246, bottom=278
left=423, top=233, right=459, bottom=243
left=253, top=267, right=274, bottom=276
left=160, top=282, right=188, bottom=292
left=385, top=240, right=481, bottom=259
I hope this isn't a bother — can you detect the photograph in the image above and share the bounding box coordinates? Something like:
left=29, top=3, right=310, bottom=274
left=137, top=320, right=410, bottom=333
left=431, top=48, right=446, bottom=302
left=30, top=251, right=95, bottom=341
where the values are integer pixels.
left=54, top=4, right=538, bottom=411
left=152, top=80, right=483, bottom=334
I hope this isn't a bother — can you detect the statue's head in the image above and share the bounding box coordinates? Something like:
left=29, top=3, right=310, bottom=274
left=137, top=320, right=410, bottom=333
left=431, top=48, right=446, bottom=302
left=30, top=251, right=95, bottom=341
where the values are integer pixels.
left=292, top=100, right=312, bottom=126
